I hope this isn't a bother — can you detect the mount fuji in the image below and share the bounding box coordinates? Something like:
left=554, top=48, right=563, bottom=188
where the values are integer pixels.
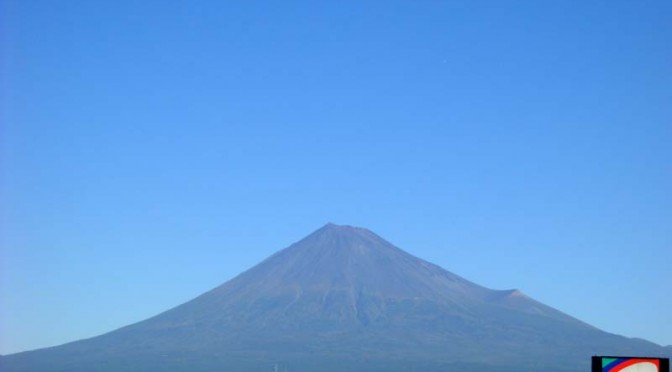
left=1, top=223, right=669, bottom=371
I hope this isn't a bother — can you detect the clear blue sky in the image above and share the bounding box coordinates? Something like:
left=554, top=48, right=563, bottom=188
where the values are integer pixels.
left=1, top=0, right=670, bottom=355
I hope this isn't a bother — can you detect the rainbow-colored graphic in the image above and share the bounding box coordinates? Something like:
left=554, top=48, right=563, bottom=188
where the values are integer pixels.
left=592, top=356, right=670, bottom=372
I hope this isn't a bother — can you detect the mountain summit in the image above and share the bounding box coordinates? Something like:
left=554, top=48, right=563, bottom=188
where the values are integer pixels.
left=1, top=224, right=669, bottom=371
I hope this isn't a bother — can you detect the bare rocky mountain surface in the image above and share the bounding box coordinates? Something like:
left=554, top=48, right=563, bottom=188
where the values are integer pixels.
left=1, top=223, right=669, bottom=371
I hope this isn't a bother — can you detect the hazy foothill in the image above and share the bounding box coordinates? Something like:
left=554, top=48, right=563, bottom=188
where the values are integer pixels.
left=1, top=224, right=669, bottom=371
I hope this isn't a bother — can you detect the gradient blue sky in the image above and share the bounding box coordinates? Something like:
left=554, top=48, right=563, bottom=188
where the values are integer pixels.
left=1, top=0, right=671, bottom=355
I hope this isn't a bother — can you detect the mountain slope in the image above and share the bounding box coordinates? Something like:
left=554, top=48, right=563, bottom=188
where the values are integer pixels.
left=2, top=223, right=669, bottom=372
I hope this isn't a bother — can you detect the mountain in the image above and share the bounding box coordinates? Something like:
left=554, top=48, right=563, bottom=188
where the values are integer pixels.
left=1, top=223, right=669, bottom=371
